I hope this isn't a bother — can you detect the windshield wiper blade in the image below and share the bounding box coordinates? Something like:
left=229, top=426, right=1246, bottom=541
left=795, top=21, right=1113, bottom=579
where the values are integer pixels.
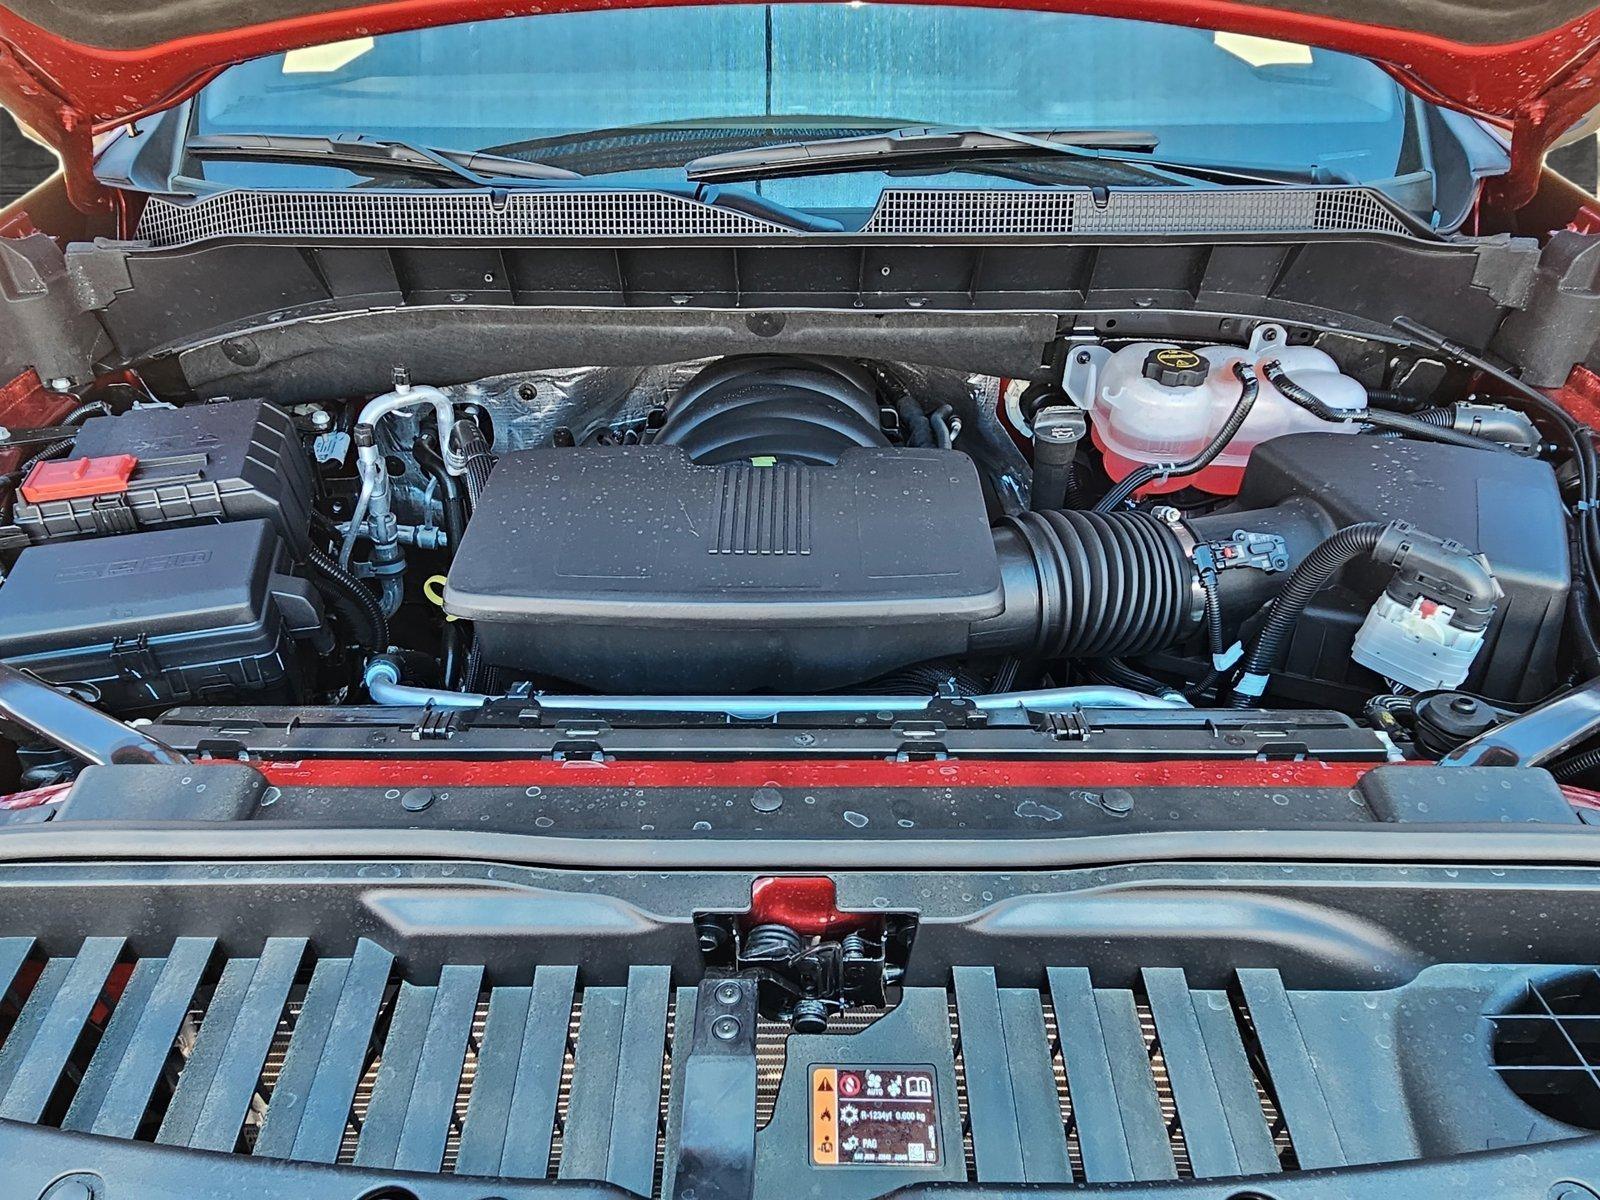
left=683, top=126, right=1307, bottom=188
left=685, top=126, right=1169, bottom=182
left=186, top=133, right=583, bottom=184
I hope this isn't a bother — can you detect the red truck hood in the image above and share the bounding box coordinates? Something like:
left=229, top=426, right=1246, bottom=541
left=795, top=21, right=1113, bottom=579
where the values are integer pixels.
left=2, top=0, right=1600, bottom=214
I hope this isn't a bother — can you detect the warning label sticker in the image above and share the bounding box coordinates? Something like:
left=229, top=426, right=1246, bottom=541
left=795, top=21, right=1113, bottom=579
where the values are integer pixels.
left=810, top=1065, right=940, bottom=1167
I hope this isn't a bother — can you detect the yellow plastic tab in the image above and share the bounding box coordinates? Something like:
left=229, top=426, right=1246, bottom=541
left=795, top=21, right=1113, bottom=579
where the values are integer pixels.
left=423, top=574, right=457, bottom=621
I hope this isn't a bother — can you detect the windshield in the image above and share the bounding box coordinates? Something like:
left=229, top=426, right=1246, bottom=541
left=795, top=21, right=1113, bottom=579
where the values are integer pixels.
left=184, top=4, right=1507, bottom=223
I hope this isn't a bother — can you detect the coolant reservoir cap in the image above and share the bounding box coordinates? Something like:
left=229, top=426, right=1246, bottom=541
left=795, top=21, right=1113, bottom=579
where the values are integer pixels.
left=1142, top=347, right=1208, bottom=388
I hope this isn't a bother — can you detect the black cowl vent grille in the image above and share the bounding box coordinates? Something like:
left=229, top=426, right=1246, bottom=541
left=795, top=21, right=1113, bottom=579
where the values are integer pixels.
left=133, top=184, right=1419, bottom=247
left=134, top=189, right=795, bottom=246
left=861, top=185, right=1414, bottom=237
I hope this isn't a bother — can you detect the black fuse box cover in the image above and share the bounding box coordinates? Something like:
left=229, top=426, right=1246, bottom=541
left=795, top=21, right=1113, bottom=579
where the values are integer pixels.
left=0, top=519, right=323, bottom=712
left=445, top=445, right=1004, bottom=692
left=11, top=398, right=313, bottom=554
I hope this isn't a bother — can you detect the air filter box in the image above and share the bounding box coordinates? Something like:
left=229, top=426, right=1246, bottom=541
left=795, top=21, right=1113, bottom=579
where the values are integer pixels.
left=444, top=446, right=1004, bottom=692
left=1189, top=433, right=1571, bottom=704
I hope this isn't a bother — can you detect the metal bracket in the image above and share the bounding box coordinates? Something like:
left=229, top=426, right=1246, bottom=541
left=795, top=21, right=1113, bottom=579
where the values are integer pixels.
left=670, top=976, right=760, bottom=1200
left=1061, top=343, right=1111, bottom=411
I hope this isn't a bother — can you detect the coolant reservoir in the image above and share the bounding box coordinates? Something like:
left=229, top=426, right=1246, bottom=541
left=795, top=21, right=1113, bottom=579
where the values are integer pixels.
left=1085, top=327, right=1367, bottom=496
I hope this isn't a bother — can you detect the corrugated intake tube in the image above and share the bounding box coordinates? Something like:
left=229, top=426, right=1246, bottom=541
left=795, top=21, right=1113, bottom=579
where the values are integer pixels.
left=975, top=509, right=1197, bottom=660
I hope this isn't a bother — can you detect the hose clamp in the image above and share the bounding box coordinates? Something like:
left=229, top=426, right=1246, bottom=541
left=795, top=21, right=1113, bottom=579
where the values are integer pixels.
left=1151, top=507, right=1209, bottom=628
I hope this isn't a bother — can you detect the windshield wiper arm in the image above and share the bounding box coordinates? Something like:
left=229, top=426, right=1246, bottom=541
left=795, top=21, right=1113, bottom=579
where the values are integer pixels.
left=188, top=133, right=843, bottom=230
left=684, top=126, right=1305, bottom=187
left=186, top=133, right=583, bottom=184
left=685, top=126, right=1173, bottom=182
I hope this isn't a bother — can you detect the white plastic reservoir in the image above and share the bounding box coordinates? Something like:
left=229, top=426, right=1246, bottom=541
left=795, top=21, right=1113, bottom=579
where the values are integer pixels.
left=1085, top=327, right=1367, bottom=495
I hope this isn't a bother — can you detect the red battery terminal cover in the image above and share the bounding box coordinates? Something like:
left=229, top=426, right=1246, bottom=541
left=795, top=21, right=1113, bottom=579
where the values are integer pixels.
left=18, top=454, right=139, bottom=503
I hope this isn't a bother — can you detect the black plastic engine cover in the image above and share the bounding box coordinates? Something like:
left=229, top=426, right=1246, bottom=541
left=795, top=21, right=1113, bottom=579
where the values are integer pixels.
left=444, top=445, right=1003, bottom=692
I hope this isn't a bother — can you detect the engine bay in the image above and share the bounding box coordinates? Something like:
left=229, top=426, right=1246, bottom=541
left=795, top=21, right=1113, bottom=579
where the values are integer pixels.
left=9, top=4, right=1600, bottom=1196
left=0, top=311, right=1586, bottom=785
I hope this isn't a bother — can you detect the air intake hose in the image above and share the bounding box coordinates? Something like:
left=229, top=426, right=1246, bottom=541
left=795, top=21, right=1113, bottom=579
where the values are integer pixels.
left=971, top=510, right=1200, bottom=659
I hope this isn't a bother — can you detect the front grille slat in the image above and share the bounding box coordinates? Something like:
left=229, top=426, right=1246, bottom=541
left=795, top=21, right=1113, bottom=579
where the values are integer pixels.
left=265, top=938, right=394, bottom=1164
left=252, top=955, right=349, bottom=1157
left=359, top=964, right=481, bottom=1173
left=0, top=959, right=74, bottom=1103
left=1142, top=967, right=1278, bottom=1179
left=1000, top=986, right=1075, bottom=1182
left=350, top=979, right=431, bottom=1167
left=65, top=937, right=214, bottom=1138
left=558, top=965, right=671, bottom=1196
left=560, top=985, right=628, bottom=1182
left=0, top=936, right=35, bottom=1012
left=1048, top=966, right=1176, bottom=1182
left=0, top=936, right=123, bottom=1124
left=952, top=965, right=1072, bottom=1183
left=159, top=937, right=306, bottom=1152
left=61, top=954, right=165, bottom=1133
left=456, top=964, right=576, bottom=1178
left=1235, top=968, right=1348, bottom=1169
left=611, top=968, right=673, bottom=1198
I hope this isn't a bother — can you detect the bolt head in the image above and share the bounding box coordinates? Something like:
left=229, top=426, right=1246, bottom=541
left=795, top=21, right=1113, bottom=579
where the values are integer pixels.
left=711, top=1015, right=742, bottom=1041
left=715, top=981, right=742, bottom=1005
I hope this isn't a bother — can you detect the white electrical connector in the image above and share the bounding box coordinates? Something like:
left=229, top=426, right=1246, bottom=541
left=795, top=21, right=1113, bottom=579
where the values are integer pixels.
left=1352, top=592, right=1488, bottom=692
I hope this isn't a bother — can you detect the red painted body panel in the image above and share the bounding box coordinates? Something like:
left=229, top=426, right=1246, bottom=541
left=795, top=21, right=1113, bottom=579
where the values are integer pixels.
left=0, top=0, right=1598, bottom=213
left=258, top=756, right=1377, bottom=789
left=0, top=370, right=76, bottom=477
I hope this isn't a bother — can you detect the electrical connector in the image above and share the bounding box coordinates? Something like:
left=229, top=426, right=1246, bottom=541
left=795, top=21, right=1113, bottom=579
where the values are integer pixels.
left=1353, top=521, right=1503, bottom=691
